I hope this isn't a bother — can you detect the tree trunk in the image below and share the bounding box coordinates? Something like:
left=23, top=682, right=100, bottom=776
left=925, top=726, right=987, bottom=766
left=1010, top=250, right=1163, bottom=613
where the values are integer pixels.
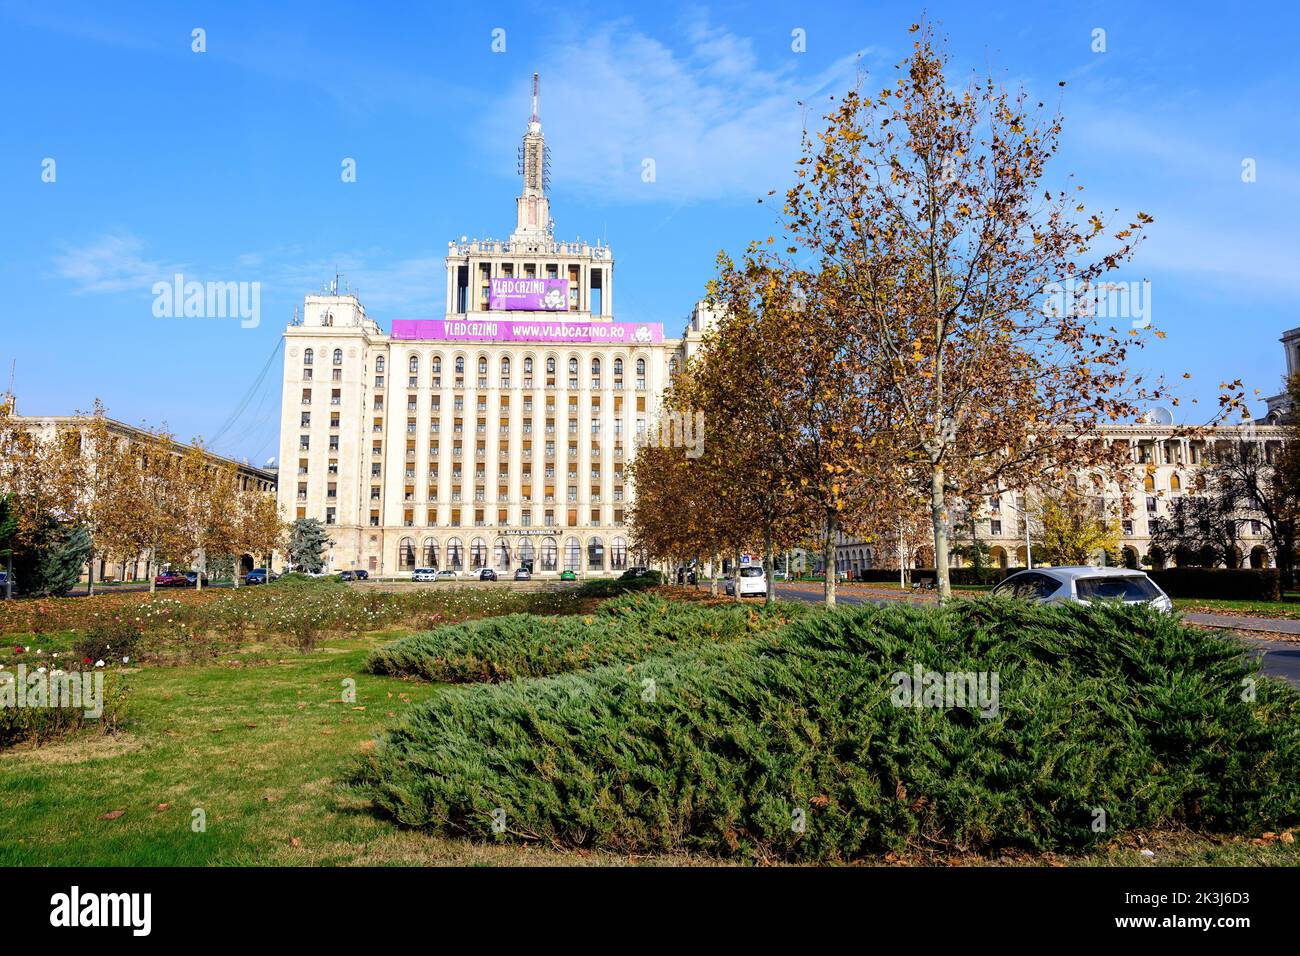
left=710, top=554, right=719, bottom=597
left=732, top=550, right=741, bottom=602
left=823, top=510, right=837, bottom=608
left=148, top=546, right=157, bottom=594
left=929, top=462, right=951, bottom=604
left=86, top=549, right=96, bottom=597
left=763, top=528, right=774, bottom=606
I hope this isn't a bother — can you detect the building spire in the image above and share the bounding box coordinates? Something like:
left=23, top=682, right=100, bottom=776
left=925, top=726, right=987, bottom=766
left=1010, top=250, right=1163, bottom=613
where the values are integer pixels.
left=513, top=71, right=551, bottom=242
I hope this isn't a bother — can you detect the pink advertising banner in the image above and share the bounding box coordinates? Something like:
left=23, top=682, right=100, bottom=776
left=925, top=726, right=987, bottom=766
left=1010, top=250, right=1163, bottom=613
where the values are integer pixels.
left=489, top=277, right=569, bottom=311
left=392, top=318, right=664, bottom=344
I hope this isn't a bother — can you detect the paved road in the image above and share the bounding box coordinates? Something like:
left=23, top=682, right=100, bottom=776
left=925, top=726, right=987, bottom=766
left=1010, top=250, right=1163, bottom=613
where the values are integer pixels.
left=772, top=583, right=1300, bottom=689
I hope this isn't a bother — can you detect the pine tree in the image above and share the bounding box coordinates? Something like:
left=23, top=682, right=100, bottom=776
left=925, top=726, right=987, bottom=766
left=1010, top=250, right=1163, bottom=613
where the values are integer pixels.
left=288, top=517, right=330, bottom=573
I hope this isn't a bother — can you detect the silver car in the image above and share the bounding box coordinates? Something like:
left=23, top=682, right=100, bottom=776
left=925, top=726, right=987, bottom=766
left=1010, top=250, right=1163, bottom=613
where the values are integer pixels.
left=991, top=566, right=1172, bottom=613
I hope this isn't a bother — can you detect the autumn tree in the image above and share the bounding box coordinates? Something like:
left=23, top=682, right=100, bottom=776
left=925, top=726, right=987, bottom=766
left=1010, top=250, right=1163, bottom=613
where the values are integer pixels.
left=1031, top=483, right=1122, bottom=566
left=783, top=23, right=1166, bottom=601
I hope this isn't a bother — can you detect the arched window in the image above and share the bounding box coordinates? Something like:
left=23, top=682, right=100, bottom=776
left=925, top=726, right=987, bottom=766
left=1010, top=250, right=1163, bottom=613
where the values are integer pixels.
left=333, top=348, right=343, bottom=366
left=523, top=357, right=533, bottom=373
left=591, top=358, right=601, bottom=375
left=478, top=357, right=488, bottom=375
left=636, top=358, right=646, bottom=375
left=587, top=537, right=605, bottom=571
left=564, top=537, right=581, bottom=573
left=546, top=357, right=556, bottom=374
left=501, top=357, right=511, bottom=375
left=432, top=356, right=442, bottom=373
left=495, top=538, right=512, bottom=571
left=422, top=538, right=439, bottom=569
left=568, top=357, right=579, bottom=374
left=519, top=539, right=535, bottom=571
left=611, top=537, right=627, bottom=570
left=613, top=358, right=623, bottom=376
left=446, top=538, right=464, bottom=571
left=1143, top=475, right=1155, bottom=492
left=470, top=537, right=487, bottom=569
left=398, top=537, right=416, bottom=571
left=540, top=537, right=558, bottom=572
left=303, top=348, right=314, bottom=365
left=375, top=355, right=384, bottom=372
left=455, top=356, right=465, bottom=374
left=409, top=355, right=419, bottom=374
left=1170, top=473, right=1182, bottom=492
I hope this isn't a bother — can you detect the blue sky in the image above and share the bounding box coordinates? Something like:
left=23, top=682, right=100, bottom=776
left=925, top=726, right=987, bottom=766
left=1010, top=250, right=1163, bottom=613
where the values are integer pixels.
left=1, top=0, right=1297, bottom=464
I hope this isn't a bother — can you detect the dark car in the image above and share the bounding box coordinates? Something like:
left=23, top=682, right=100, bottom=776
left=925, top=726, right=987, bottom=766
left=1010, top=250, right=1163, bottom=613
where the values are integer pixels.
left=184, top=571, right=209, bottom=587
left=513, top=568, right=531, bottom=581
left=351, top=569, right=369, bottom=581
left=244, top=568, right=270, bottom=585
left=154, top=570, right=190, bottom=588
left=338, top=570, right=356, bottom=582
left=477, top=568, right=498, bottom=581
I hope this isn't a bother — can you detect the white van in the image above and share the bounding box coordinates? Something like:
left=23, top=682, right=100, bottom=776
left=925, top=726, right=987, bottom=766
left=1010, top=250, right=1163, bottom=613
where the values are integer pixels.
left=725, top=565, right=768, bottom=598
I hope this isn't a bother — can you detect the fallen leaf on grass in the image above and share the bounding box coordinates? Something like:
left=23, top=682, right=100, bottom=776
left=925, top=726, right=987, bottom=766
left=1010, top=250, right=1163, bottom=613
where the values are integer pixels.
left=100, top=810, right=125, bottom=820
left=156, top=803, right=171, bottom=812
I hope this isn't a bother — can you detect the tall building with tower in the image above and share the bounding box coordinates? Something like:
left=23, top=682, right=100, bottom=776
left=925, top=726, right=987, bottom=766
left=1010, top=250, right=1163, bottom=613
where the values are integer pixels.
left=277, top=75, right=710, bottom=576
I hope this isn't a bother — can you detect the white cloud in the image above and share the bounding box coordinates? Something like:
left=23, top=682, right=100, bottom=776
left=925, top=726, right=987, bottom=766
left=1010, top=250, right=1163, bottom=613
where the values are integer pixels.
left=480, top=18, right=880, bottom=203
left=52, top=233, right=182, bottom=295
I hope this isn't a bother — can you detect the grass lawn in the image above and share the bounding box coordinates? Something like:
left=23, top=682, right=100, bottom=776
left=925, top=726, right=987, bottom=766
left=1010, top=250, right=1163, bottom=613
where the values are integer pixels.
left=2, top=594, right=1298, bottom=867
left=1173, top=594, right=1300, bottom=619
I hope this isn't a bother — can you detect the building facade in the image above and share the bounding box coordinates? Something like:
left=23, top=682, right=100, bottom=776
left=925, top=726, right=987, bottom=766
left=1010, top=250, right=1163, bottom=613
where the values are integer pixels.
left=278, top=76, right=708, bottom=577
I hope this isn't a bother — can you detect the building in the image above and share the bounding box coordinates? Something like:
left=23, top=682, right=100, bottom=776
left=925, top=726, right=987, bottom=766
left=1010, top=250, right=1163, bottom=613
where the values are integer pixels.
left=5, top=408, right=277, bottom=582
left=830, top=418, right=1288, bottom=578
left=278, top=75, right=709, bottom=577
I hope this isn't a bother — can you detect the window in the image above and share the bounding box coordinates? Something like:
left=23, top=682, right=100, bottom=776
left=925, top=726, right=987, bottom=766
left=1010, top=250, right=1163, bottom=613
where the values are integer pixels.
left=422, top=538, right=439, bottom=569
left=303, top=349, right=314, bottom=365
left=564, top=537, right=581, bottom=572
left=446, top=538, right=464, bottom=570
left=519, top=539, right=535, bottom=571
left=333, top=348, right=343, bottom=366
left=470, top=537, right=487, bottom=569
left=376, top=355, right=385, bottom=373
left=540, top=537, right=557, bottom=571
left=587, top=536, right=605, bottom=571
left=495, top=539, right=512, bottom=571
left=409, top=355, right=419, bottom=374
left=398, top=537, right=416, bottom=570
left=611, top=537, right=627, bottom=570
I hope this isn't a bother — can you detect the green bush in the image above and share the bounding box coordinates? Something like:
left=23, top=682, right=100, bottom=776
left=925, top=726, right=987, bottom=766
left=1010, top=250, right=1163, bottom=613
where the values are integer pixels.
left=572, top=571, right=664, bottom=599
left=0, top=671, right=128, bottom=750
left=365, top=592, right=802, bottom=683
left=1149, top=568, right=1281, bottom=601
left=355, top=599, right=1300, bottom=860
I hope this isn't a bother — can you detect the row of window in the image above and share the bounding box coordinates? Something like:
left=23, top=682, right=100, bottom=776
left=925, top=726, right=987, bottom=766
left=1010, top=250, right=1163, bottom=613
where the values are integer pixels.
left=395, top=535, right=632, bottom=572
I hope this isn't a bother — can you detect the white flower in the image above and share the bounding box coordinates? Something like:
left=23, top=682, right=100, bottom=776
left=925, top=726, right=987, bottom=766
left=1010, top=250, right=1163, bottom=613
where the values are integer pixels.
left=122, top=656, right=130, bottom=664
left=36, top=649, right=44, bottom=655
left=36, top=666, right=46, bottom=674
left=96, top=660, right=105, bottom=668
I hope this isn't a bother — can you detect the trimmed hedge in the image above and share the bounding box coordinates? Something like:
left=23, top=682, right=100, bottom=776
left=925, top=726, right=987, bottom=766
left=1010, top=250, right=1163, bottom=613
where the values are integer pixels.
left=1149, top=568, right=1281, bottom=601
left=365, top=591, right=803, bottom=683
left=355, top=599, right=1300, bottom=860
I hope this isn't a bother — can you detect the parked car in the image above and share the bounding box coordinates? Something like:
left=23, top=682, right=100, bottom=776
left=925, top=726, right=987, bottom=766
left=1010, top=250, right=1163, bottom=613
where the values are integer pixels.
left=184, top=571, right=209, bottom=587
left=351, top=569, right=369, bottom=581
left=338, top=570, right=356, bottom=582
left=412, top=567, right=438, bottom=582
left=725, top=566, right=768, bottom=598
left=0, top=571, right=16, bottom=596
left=991, top=567, right=1172, bottom=613
left=513, top=568, right=532, bottom=581
left=244, top=568, right=273, bottom=585
left=477, top=568, right=498, bottom=582
left=435, top=569, right=459, bottom=581
left=560, top=569, right=577, bottom=581
left=154, top=570, right=190, bottom=588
